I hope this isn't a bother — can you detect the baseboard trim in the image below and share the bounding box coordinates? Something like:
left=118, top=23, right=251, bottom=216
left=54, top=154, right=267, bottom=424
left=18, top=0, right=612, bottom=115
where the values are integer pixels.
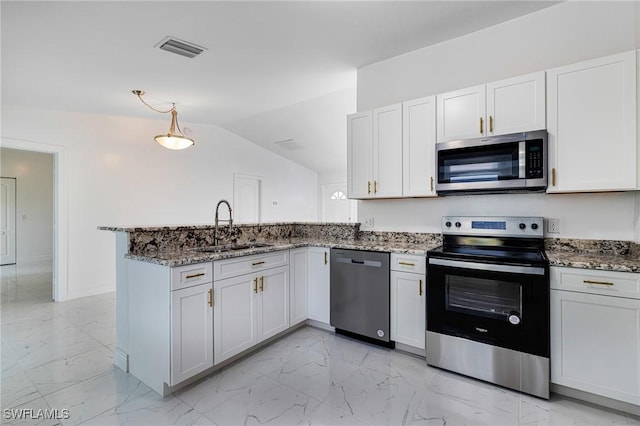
left=551, top=383, right=640, bottom=417
left=113, top=347, right=129, bottom=372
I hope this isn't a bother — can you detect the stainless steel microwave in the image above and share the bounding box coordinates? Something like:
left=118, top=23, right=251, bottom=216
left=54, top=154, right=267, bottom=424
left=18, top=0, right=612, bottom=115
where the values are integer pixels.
left=435, top=130, right=547, bottom=195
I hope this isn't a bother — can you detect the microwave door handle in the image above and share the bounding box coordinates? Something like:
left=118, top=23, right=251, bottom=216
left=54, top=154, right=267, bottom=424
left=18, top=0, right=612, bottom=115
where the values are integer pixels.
left=518, top=141, right=526, bottom=179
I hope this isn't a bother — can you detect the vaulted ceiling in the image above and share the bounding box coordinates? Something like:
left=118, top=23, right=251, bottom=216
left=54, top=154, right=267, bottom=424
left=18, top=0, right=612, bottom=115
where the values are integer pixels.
left=1, top=1, right=558, bottom=175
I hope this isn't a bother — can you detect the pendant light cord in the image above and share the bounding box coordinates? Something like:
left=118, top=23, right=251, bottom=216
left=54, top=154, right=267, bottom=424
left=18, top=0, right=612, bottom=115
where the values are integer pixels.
left=132, top=90, right=175, bottom=114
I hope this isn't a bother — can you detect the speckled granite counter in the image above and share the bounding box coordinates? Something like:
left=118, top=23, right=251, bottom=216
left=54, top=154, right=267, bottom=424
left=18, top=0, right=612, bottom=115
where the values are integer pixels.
left=100, top=223, right=440, bottom=267
left=100, top=223, right=639, bottom=273
left=545, top=239, right=640, bottom=273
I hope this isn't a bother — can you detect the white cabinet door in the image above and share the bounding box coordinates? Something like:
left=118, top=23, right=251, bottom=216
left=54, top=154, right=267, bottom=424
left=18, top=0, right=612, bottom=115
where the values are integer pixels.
left=347, top=111, right=373, bottom=199
left=170, top=282, right=214, bottom=385
left=487, top=71, right=545, bottom=136
left=551, top=289, right=640, bottom=405
left=437, top=84, right=486, bottom=142
left=373, top=103, right=403, bottom=198
left=257, top=266, right=289, bottom=341
left=289, top=248, right=308, bottom=326
left=390, top=271, right=425, bottom=350
left=547, top=50, right=637, bottom=192
left=213, top=274, right=257, bottom=364
left=308, top=247, right=330, bottom=324
left=402, top=96, right=436, bottom=197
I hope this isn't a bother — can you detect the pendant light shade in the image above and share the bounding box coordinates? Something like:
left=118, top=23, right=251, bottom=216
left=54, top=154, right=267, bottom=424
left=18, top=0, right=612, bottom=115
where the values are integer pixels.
left=132, top=90, right=195, bottom=150
left=154, top=109, right=194, bottom=150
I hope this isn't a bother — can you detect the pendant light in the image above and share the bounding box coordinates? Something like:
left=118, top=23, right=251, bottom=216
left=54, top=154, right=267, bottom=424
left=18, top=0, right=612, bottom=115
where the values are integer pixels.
left=132, top=90, right=194, bottom=150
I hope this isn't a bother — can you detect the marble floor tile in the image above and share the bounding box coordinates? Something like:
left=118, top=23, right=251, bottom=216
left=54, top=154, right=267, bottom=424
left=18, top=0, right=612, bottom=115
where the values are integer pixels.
left=79, top=392, right=209, bottom=426
left=43, top=368, right=153, bottom=426
left=2, top=315, right=103, bottom=370
left=2, top=267, right=638, bottom=426
left=0, top=396, right=61, bottom=426
left=24, top=346, right=114, bottom=396
left=194, top=374, right=322, bottom=425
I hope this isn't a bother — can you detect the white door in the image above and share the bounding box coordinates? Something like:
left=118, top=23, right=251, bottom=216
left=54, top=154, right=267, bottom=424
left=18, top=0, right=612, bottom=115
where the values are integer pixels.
left=213, top=274, right=256, bottom=364
left=234, top=175, right=261, bottom=223
left=551, top=289, right=640, bottom=404
left=289, top=248, right=308, bottom=326
left=257, top=265, right=289, bottom=341
left=308, top=247, right=330, bottom=324
left=372, top=103, right=403, bottom=198
left=1, top=177, right=17, bottom=265
left=402, top=96, right=437, bottom=197
left=390, top=271, right=426, bottom=350
left=437, top=84, right=486, bottom=142
left=486, top=71, right=546, bottom=136
left=347, top=111, right=373, bottom=199
left=546, top=50, right=637, bottom=192
left=170, top=283, right=214, bottom=385
left=322, top=183, right=353, bottom=222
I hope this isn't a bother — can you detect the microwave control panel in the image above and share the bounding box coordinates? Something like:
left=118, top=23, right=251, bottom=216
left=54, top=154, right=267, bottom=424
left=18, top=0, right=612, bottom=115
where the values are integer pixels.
left=525, top=140, right=544, bottom=178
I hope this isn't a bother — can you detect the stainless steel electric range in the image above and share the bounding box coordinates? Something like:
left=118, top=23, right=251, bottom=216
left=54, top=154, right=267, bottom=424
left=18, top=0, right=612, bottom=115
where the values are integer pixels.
left=426, top=216, right=550, bottom=399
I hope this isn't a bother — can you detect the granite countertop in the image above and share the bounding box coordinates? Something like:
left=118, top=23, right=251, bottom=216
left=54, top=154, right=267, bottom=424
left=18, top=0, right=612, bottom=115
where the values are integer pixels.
left=125, top=237, right=437, bottom=267
left=546, top=250, right=640, bottom=274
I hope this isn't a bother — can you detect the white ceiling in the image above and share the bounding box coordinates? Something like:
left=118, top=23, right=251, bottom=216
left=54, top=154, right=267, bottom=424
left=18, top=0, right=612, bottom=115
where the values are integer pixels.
left=1, top=1, right=558, bottom=175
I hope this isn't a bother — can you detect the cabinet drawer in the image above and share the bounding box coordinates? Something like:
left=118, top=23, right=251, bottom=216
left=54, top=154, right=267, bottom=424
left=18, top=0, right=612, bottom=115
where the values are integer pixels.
left=214, top=250, right=289, bottom=281
left=171, top=262, right=213, bottom=291
left=551, top=266, right=640, bottom=299
left=391, top=253, right=426, bottom=274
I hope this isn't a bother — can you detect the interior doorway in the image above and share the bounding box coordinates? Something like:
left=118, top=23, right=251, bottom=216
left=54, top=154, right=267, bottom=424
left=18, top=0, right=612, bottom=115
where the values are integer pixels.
left=234, top=174, right=261, bottom=224
left=0, top=138, right=67, bottom=301
left=321, top=182, right=356, bottom=222
left=1, top=177, right=17, bottom=265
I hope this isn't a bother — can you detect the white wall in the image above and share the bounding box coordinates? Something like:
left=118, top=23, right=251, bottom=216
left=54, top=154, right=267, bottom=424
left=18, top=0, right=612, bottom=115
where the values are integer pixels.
left=0, top=148, right=54, bottom=265
left=357, top=1, right=640, bottom=242
left=2, top=106, right=318, bottom=299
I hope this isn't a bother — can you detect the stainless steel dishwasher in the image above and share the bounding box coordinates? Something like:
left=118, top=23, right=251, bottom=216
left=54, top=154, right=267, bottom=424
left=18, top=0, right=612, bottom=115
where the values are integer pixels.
left=330, top=248, right=391, bottom=346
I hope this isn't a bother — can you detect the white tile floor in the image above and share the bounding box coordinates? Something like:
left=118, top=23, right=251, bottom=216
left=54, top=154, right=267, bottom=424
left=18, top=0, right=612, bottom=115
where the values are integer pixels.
left=2, top=266, right=639, bottom=426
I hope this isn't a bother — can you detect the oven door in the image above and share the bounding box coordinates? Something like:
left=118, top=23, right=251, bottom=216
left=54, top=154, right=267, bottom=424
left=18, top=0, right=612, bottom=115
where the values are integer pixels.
left=426, top=257, right=549, bottom=357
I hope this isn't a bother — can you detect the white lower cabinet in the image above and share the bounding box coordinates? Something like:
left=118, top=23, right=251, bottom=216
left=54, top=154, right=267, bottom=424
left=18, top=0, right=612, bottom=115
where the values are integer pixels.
left=213, top=252, right=290, bottom=365
left=171, top=282, right=214, bottom=385
left=308, top=246, right=330, bottom=324
left=390, top=254, right=426, bottom=350
left=551, top=267, right=640, bottom=405
left=289, top=247, right=309, bottom=326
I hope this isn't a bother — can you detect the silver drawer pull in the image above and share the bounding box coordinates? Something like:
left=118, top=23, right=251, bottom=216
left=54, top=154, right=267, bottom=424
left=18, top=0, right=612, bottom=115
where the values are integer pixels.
left=398, top=261, right=416, bottom=267
left=185, top=273, right=205, bottom=279
left=252, top=261, right=265, bottom=266
left=583, top=279, right=614, bottom=286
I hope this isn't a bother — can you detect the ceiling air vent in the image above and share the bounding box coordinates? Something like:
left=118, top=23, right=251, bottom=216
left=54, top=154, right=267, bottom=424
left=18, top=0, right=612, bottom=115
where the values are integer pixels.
left=155, top=36, right=206, bottom=59
left=274, top=139, right=303, bottom=151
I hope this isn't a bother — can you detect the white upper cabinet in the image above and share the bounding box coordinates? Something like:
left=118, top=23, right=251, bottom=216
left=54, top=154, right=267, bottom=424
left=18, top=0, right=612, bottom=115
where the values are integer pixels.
left=437, top=72, right=546, bottom=142
left=486, top=72, right=546, bottom=136
left=437, top=84, right=486, bottom=142
left=547, top=50, right=638, bottom=192
left=373, top=104, right=403, bottom=198
left=402, top=96, right=437, bottom=197
left=347, top=111, right=372, bottom=199
left=347, top=104, right=402, bottom=199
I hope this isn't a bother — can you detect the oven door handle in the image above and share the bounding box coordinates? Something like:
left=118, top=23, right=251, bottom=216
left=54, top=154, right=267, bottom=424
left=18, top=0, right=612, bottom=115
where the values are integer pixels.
left=428, top=258, right=546, bottom=276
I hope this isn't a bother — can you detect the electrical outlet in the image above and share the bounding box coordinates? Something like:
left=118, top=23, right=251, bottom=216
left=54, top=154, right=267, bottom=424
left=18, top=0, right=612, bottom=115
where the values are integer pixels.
left=546, top=218, right=560, bottom=234
left=362, top=217, right=375, bottom=229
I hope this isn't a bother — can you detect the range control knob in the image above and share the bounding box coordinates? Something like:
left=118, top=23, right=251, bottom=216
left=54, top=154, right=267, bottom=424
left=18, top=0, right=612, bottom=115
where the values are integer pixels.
left=531, top=223, right=539, bottom=230
left=445, top=221, right=452, bottom=228
left=455, top=222, right=462, bottom=228
left=519, top=223, right=526, bottom=230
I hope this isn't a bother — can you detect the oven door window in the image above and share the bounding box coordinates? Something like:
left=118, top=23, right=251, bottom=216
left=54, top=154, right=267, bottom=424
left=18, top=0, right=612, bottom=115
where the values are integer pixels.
left=438, top=143, right=519, bottom=184
left=446, top=275, right=521, bottom=321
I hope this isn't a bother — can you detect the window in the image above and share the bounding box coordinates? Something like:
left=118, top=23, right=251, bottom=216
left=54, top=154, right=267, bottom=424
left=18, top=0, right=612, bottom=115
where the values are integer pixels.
left=330, top=190, right=347, bottom=200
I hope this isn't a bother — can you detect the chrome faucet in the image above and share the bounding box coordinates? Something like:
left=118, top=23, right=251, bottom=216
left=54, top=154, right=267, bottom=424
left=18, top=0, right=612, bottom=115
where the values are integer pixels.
left=214, top=199, right=233, bottom=245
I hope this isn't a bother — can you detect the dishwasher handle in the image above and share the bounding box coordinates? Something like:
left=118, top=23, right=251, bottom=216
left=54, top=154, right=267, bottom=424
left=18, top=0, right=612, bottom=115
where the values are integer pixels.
left=336, top=257, right=382, bottom=268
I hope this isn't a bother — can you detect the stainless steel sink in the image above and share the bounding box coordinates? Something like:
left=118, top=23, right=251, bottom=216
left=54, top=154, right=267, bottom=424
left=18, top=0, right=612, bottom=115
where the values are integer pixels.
left=192, top=242, right=273, bottom=253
